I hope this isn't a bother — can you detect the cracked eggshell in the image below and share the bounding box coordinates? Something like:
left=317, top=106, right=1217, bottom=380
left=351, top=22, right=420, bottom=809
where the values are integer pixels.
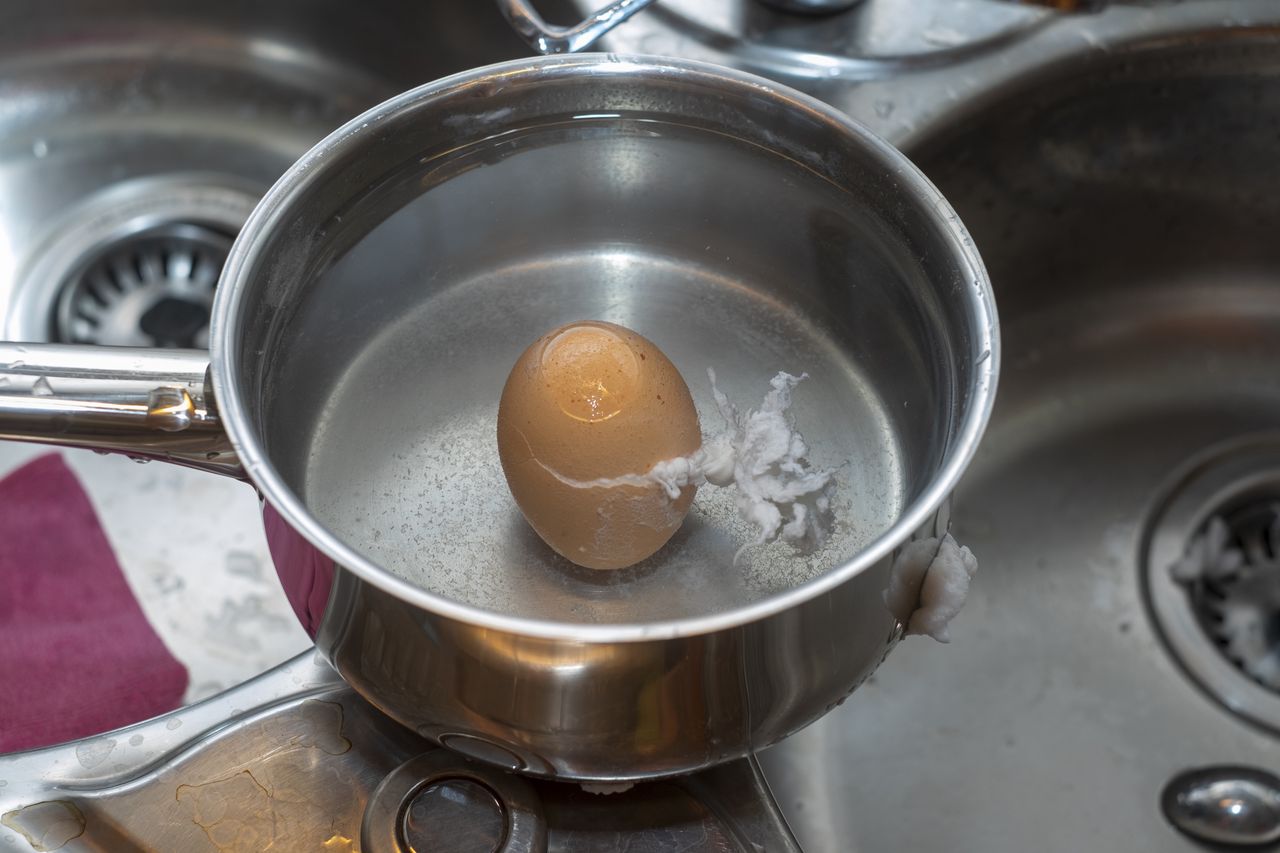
left=496, top=320, right=701, bottom=570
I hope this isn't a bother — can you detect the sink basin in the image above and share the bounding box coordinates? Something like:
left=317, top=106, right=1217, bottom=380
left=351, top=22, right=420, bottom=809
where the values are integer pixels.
left=10, top=2, right=1280, bottom=849
left=760, top=30, right=1280, bottom=852
left=0, top=0, right=556, bottom=339
left=0, top=1, right=552, bottom=721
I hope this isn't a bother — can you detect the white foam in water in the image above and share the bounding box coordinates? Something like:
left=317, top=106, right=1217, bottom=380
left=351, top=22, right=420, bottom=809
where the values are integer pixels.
left=538, top=369, right=836, bottom=562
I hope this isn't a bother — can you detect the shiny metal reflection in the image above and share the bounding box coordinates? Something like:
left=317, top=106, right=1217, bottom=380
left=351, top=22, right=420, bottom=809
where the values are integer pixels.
left=0, top=55, right=997, bottom=780
left=1162, top=766, right=1280, bottom=847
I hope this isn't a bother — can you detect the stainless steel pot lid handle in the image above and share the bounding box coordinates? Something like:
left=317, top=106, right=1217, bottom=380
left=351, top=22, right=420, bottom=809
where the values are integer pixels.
left=497, top=0, right=658, bottom=55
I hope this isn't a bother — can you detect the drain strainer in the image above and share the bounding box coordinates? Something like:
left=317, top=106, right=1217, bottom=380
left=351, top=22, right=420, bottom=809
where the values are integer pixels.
left=56, top=223, right=232, bottom=348
left=6, top=173, right=259, bottom=345
left=1175, top=502, right=1280, bottom=690
left=1144, top=434, right=1280, bottom=733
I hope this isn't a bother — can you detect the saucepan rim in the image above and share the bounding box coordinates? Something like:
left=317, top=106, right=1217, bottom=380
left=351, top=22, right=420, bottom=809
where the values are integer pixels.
left=211, top=53, right=999, bottom=643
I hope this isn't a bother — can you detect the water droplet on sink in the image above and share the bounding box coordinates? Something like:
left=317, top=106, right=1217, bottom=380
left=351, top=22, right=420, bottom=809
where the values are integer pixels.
left=874, top=100, right=895, bottom=118
left=31, top=377, right=53, bottom=397
left=1, top=800, right=84, bottom=850
left=165, top=717, right=183, bottom=731
left=128, top=734, right=143, bottom=747
left=74, top=737, right=116, bottom=769
left=31, top=139, right=48, bottom=158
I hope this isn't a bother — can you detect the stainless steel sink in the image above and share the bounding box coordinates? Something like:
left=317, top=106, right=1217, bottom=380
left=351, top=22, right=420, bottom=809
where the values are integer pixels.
left=584, top=4, right=1280, bottom=847
left=0, top=1, right=554, bottom=708
left=0, top=0, right=558, bottom=341
left=752, top=23, right=1280, bottom=853
left=10, top=0, right=1280, bottom=850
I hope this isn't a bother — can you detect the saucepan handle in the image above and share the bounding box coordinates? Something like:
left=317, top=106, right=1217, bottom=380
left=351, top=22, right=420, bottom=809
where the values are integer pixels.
left=497, top=0, right=659, bottom=55
left=0, top=342, right=241, bottom=478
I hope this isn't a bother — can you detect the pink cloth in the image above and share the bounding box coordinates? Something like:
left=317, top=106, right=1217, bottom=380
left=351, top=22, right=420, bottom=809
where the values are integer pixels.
left=0, top=453, right=188, bottom=753
left=263, top=504, right=334, bottom=638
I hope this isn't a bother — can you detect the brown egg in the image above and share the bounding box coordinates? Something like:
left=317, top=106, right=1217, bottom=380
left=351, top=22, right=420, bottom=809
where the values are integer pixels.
left=496, top=321, right=702, bottom=570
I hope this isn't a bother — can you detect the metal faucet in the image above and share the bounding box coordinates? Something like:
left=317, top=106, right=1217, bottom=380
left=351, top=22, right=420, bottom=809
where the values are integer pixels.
left=754, top=0, right=1108, bottom=13
left=498, top=0, right=659, bottom=54
left=498, top=0, right=1118, bottom=56
left=754, top=0, right=866, bottom=14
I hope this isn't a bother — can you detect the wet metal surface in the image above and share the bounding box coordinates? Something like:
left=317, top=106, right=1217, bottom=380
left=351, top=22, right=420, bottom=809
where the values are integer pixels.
left=0, top=654, right=799, bottom=852
left=746, top=13, right=1280, bottom=853
left=9, top=0, right=1280, bottom=848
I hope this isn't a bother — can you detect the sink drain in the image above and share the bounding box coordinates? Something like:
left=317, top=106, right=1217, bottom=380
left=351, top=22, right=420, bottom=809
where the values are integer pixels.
left=56, top=223, right=232, bottom=348
left=6, top=174, right=259, bottom=345
left=1175, top=501, right=1280, bottom=690
left=1144, top=434, right=1280, bottom=733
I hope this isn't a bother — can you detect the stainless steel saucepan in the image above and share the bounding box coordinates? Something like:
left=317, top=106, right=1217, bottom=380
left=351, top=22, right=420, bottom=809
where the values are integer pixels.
left=0, top=54, right=997, bottom=781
